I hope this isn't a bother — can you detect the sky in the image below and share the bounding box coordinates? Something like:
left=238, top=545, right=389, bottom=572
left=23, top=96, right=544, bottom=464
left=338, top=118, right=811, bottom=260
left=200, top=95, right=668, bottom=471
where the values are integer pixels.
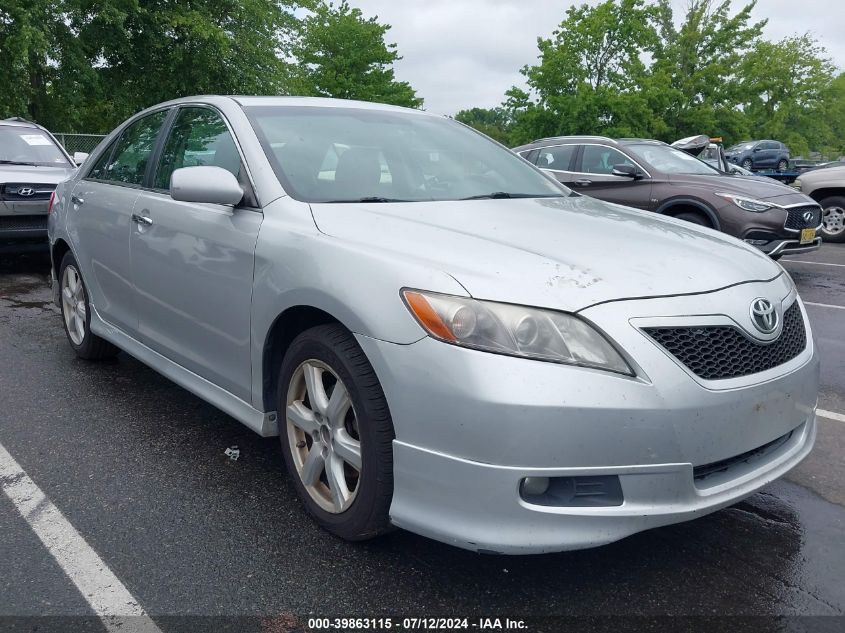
left=346, top=0, right=845, bottom=115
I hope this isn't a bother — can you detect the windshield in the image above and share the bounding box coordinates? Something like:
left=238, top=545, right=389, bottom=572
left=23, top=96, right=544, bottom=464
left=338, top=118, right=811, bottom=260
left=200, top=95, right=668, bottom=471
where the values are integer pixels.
left=727, top=142, right=754, bottom=152
left=0, top=126, right=72, bottom=167
left=244, top=106, right=565, bottom=203
left=627, top=144, right=722, bottom=175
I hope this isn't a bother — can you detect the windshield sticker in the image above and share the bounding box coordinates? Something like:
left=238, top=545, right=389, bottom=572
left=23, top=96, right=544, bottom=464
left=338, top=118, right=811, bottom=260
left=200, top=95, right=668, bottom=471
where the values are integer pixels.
left=20, top=134, right=54, bottom=146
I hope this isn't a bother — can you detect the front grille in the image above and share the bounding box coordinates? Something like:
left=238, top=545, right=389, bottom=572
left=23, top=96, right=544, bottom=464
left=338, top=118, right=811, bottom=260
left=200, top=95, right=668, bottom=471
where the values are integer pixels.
left=693, top=430, right=793, bottom=484
left=784, top=205, right=821, bottom=231
left=1, top=183, right=55, bottom=201
left=644, top=301, right=806, bottom=380
left=0, top=215, right=48, bottom=231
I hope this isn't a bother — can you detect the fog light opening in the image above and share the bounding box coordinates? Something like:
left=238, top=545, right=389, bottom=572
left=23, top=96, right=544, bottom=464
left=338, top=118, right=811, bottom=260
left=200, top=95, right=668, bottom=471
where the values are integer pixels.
left=521, top=476, right=550, bottom=496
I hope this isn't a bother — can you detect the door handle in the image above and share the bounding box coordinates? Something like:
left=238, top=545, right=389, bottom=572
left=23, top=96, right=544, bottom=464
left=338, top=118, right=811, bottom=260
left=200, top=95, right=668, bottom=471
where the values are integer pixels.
left=574, top=179, right=593, bottom=187
left=131, top=213, right=153, bottom=226
left=71, top=195, right=84, bottom=206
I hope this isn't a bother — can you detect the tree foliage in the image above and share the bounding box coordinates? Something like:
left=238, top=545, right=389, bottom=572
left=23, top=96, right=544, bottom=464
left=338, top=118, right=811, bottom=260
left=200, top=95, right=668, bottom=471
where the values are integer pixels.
left=292, top=0, right=422, bottom=108
left=468, top=0, right=845, bottom=159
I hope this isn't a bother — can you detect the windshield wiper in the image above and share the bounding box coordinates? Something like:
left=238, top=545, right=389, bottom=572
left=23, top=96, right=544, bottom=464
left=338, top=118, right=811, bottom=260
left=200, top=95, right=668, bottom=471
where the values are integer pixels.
left=460, top=192, right=564, bottom=200
left=0, top=160, right=41, bottom=166
left=323, top=196, right=412, bottom=203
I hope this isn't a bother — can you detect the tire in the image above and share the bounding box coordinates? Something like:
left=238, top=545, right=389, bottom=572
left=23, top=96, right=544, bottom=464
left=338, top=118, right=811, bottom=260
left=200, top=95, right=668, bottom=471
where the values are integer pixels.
left=58, top=251, right=120, bottom=360
left=278, top=324, right=394, bottom=541
left=672, top=211, right=711, bottom=227
left=742, top=158, right=753, bottom=171
left=776, top=159, right=789, bottom=172
left=818, top=196, right=845, bottom=243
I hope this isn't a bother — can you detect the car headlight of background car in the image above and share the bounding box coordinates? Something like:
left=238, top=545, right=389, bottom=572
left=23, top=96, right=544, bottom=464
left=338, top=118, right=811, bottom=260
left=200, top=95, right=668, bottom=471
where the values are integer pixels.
left=715, top=192, right=774, bottom=212
left=402, top=289, right=633, bottom=375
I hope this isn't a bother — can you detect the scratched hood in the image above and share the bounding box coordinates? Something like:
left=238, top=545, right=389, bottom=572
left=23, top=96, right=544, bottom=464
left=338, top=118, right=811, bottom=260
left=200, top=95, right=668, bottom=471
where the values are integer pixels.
left=310, top=195, right=782, bottom=312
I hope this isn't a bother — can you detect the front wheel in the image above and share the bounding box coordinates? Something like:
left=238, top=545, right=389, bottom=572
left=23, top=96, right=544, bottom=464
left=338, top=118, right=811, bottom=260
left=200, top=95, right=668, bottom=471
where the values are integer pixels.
left=278, top=324, right=395, bottom=541
left=742, top=158, right=753, bottom=170
left=58, top=252, right=119, bottom=360
left=819, top=196, right=845, bottom=242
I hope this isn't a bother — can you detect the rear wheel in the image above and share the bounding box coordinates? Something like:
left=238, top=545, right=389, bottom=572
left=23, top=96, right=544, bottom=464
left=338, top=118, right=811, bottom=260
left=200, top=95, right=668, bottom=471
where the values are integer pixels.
left=278, top=324, right=394, bottom=541
left=818, top=196, right=845, bottom=242
left=776, top=159, right=789, bottom=172
left=59, top=252, right=119, bottom=360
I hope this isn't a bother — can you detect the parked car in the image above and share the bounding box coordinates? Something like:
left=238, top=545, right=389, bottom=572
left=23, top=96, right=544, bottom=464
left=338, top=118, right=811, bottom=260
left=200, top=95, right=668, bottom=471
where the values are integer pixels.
left=513, top=136, right=822, bottom=258
left=0, top=118, right=86, bottom=251
left=671, top=136, right=780, bottom=181
left=49, top=97, right=819, bottom=554
left=793, top=165, right=845, bottom=242
left=724, top=140, right=791, bottom=172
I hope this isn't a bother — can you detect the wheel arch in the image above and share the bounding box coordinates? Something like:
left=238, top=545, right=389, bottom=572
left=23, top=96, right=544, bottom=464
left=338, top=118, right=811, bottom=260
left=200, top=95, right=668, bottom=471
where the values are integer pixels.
left=656, top=198, right=721, bottom=230
left=51, top=238, right=72, bottom=280
left=807, top=187, right=845, bottom=204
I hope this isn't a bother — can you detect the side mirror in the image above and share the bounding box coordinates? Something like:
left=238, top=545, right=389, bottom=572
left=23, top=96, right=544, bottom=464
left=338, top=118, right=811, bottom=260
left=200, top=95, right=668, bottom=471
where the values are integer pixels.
left=170, top=166, right=244, bottom=206
left=73, top=152, right=89, bottom=166
left=611, top=164, right=641, bottom=179
left=752, top=147, right=762, bottom=153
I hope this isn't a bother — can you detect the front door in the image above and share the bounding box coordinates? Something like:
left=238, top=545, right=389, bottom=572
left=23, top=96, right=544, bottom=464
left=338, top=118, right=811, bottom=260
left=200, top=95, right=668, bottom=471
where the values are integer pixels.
left=70, top=109, right=168, bottom=335
left=570, top=144, right=653, bottom=209
left=130, top=106, right=262, bottom=402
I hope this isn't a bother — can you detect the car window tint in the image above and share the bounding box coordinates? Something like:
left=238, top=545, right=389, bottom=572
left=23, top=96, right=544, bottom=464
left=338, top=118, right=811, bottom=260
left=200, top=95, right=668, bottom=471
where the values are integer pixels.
left=581, top=145, right=634, bottom=175
left=537, top=145, right=575, bottom=171
left=154, top=107, right=240, bottom=190
left=106, top=111, right=167, bottom=186
left=86, top=140, right=118, bottom=180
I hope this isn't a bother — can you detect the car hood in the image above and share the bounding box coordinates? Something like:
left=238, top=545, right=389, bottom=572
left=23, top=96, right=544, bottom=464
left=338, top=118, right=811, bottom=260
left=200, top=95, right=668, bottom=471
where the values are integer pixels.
left=666, top=173, right=812, bottom=205
left=310, top=195, right=781, bottom=312
left=0, top=164, right=75, bottom=184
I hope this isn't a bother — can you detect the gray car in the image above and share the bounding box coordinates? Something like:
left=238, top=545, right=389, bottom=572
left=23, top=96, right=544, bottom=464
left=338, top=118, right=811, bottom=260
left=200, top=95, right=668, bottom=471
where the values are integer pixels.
left=0, top=118, right=86, bottom=251
left=48, top=96, right=819, bottom=554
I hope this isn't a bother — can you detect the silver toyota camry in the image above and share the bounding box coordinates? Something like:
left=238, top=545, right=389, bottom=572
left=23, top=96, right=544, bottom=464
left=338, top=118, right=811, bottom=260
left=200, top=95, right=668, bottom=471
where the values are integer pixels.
left=48, top=96, right=819, bottom=554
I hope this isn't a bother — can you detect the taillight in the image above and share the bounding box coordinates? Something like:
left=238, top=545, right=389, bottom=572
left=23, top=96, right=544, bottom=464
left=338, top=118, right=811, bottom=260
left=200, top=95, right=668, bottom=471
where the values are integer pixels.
left=48, top=191, right=56, bottom=214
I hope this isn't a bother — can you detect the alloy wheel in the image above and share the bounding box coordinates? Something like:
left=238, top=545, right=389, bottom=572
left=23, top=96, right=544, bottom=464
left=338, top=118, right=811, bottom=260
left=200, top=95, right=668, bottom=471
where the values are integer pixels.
left=61, top=265, right=87, bottom=346
left=285, top=359, right=362, bottom=514
left=822, top=206, right=845, bottom=236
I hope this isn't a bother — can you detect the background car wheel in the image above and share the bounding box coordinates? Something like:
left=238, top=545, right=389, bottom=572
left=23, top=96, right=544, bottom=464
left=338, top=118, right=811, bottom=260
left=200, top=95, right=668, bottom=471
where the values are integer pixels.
left=776, top=159, right=789, bottom=172
left=818, top=196, right=845, bottom=242
left=672, top=211, right=710, bottom=227
left=59, top=251, right=120, bottom=360
left=742, top=158, right=753, bottom=170
left=278, top=324, right=394, bottom=541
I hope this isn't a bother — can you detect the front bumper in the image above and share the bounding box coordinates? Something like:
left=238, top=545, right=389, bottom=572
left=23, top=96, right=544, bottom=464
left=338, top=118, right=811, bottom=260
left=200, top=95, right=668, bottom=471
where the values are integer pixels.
left=763, top=237, right=822, bottom=257
left=357, top=277, right=819, bottom=553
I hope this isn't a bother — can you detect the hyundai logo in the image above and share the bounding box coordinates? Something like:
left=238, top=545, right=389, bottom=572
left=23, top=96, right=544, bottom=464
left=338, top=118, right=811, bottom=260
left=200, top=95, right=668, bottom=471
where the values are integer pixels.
left=750, top=298, right=778, bottom=335
left=803, top=210, right=815, bottom=224
left=18, top=187, right=35, bottom=197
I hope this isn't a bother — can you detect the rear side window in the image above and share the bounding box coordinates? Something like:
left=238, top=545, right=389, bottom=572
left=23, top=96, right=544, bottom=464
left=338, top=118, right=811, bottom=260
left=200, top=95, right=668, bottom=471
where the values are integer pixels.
left=581, top=145, right=635, bottom=175
left=106, top=111, right=168, bottom=186
left=537, top=145, right=576, bottom=171
left=154, top=107, right=240, bottom=190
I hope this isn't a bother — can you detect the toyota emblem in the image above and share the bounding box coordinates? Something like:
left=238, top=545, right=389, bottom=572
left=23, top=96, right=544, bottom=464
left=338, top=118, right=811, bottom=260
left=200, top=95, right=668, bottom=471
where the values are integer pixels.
left=18, top=187, right=35, bottom=197
left=750, top=298, right=778, bottom=335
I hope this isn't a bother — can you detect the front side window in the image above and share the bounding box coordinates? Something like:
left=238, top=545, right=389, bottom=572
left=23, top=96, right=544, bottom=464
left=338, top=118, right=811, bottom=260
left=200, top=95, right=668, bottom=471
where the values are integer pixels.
left=106, top=110, right=168, bottom=186
left=0, top=126, right=72, bottom=167
left=537, top=145, right=576, bottom=171
left=581, top=145, right=635, bottom=175
left=245, top=106, right=564, bottom=203
left=154, top=107, right=241, bottom=190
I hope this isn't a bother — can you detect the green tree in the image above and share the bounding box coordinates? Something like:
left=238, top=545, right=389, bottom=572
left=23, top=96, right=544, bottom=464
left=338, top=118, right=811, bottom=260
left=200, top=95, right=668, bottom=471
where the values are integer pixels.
left=292, top=0, right=422, bottom=108
left=454, top=107, right=513, bottom=145
left=739, top=34, right=837, bottom=157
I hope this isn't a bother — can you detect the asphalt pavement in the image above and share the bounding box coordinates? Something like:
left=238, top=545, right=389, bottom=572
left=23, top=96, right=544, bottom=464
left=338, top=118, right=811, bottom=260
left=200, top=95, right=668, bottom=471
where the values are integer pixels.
left=1, top=244, right=843, bottom=630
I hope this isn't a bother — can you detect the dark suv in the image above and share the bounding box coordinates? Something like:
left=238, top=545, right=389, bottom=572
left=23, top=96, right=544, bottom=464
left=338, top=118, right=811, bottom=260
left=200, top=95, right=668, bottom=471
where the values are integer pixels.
left=724, top=140, right=790, bottom=172
left=512, top=136, right=821, bottom=258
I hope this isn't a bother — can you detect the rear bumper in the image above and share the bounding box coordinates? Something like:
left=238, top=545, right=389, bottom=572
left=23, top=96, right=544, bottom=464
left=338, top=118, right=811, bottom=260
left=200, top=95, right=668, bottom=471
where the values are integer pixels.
left=390, top=414, right=815, bottom=554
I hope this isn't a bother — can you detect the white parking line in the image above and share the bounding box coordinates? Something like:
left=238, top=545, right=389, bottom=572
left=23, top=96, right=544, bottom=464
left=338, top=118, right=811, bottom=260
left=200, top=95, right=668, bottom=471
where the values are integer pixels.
left=0, top=441, right=162, bottom=633
left=818, top=409, right=845, bottom=424
left=783, top=259, right=845, bottom=268
left=804, top=301, right=845, bottom=311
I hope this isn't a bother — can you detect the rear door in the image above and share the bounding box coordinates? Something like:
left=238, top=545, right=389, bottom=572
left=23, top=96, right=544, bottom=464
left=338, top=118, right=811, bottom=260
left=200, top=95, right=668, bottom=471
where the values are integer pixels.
left=70, top=109, right=168, bottom=335
left=130, top=105, right=262, bottom=402
left=535, top=144, right=579, bottom=186
left=570, top=144, right=653, bottom=209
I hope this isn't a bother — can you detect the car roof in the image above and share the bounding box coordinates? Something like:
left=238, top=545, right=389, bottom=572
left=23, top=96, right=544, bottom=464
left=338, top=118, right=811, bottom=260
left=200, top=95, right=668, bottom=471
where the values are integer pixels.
left=146, top=95, right=435, bottom=117
left=513, top=136, right=669, bottom=152
left=1, top=117, right=41, bottom=129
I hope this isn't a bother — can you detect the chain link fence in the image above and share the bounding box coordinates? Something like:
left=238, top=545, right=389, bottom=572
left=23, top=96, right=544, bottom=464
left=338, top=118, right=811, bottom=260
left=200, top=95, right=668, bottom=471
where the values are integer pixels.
left=55, top=133, right=106, bottom=155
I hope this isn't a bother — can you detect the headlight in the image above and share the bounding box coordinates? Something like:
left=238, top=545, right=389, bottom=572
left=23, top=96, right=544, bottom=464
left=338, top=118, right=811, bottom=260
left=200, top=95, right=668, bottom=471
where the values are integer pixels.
left=792, top=179, right=802, bottom=190
left=715, top=192, right=774, bottom=212
left=402, top=289, right=633, bottom=375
